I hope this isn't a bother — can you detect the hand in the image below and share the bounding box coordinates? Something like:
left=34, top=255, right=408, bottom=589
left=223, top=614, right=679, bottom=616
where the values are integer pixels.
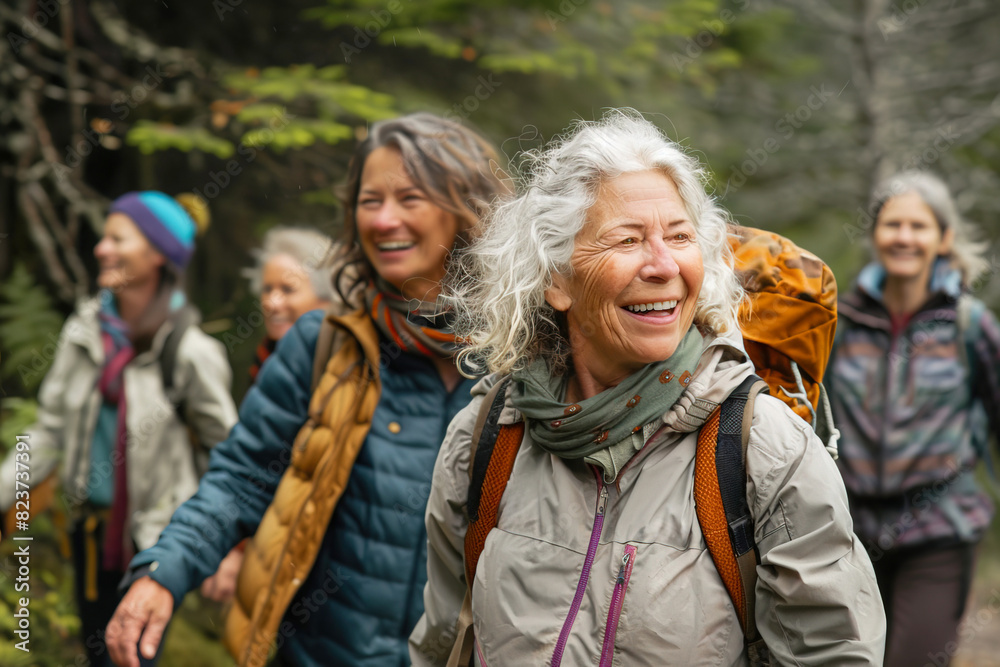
left=200, top=545, right=244, bottom=602
left=106, top=576, right=174, bottom=667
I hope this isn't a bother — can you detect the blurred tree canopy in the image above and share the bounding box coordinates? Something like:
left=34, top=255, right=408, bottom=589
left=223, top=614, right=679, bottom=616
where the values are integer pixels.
left=3, top=1, right=1000, bottom=664
left=4, top=0, right=998, bottom=322
left=1, top=0, right=999, bottom=404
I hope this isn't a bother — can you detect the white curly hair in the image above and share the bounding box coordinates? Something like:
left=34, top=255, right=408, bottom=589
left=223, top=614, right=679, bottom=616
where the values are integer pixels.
left=448, top=109, right=743, bottom=377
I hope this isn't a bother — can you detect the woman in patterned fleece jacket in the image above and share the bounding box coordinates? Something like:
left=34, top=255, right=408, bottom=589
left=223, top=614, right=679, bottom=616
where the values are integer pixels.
left=828, top=170, right=1000, bottom=667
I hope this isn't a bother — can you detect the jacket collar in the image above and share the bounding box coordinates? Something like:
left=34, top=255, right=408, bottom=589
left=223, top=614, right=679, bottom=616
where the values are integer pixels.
left=66, top=298, right=106, bottom=364
left=67, top=296, right=191, bottom=367
left=660, top=327, right=755, bottom=435
left=856, top=257, right=963, bottom=305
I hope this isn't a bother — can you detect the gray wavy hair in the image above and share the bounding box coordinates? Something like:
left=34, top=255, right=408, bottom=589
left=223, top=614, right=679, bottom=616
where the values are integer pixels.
left=869, top=171, right=989, bottom=287
left=448, top=109, right=743, bottom=377
left=332, top=112, right=507, bottom=305
left=244, top=226, right=336, bottom=301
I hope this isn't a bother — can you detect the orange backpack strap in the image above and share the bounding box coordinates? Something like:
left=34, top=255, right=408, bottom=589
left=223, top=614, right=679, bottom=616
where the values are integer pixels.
left=694, top=375, right=770, bottom=667
left=450, top=377, right=523, bottom=667
left=463, top=376, right=524, bottom=586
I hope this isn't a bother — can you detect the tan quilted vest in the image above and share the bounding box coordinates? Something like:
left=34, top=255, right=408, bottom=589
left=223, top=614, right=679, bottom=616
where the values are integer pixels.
left=223, top=309, right=381, bottom=666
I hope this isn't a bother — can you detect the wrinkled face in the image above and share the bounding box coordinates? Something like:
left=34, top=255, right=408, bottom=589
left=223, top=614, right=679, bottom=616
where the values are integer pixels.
left=546, top=170, right=704, bottom=389
left=874, top=192, right=951, bottom=284
left=94, top=213, right=165, bottom=291
left=260, top=253, right=330, bottom=341
left=356, top=146, right=461, bottom=301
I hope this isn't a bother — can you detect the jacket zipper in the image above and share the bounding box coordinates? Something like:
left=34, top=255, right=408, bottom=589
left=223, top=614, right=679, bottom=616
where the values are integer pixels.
left=598, top=544, right=637, bottom=666
left=551, top=470, right=608, bottom=667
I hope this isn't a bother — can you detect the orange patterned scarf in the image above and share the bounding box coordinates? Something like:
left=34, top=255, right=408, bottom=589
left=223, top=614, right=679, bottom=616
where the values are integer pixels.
left=363, top=278, right=459, bottom=358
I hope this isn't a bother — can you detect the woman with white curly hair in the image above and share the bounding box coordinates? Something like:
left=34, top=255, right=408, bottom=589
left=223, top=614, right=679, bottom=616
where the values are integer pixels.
left=410, top=110, right=885, bottom=666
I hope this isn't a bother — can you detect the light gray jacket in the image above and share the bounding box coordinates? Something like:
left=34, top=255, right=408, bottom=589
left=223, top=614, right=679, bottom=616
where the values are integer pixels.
left=410, top=331, right=886, bottom=666
left=0, top=297, right=237, bottom=550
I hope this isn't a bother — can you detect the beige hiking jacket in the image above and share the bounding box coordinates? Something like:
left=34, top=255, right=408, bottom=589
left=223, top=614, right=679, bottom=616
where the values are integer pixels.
left=0, top=297, right=237, bottom=549
left=410, top=331, right=885, bottom=666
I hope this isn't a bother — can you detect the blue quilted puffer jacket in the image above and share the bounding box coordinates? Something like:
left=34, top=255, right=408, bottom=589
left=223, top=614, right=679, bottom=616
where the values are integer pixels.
left=131, top=310, right=477, bottom=666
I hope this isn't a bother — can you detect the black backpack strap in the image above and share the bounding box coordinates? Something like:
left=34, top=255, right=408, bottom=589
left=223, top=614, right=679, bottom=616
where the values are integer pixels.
left=717, top=374, right=770, bottom=666
left=465, top=375, right=512, bottom=523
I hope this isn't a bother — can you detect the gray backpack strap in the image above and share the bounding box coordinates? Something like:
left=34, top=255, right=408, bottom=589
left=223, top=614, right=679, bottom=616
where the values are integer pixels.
left=814, top=382, right=840, bottom=460
left=160, top=304, right=199, bottom=422
left=159, top=305, right=207, bottom=474
left=956, top=294, right=984, bottom=386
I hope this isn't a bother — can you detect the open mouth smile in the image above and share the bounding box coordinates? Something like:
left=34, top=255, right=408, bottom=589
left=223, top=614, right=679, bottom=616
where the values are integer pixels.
left=624, top=300, right=678, bottom=314
left=377, top=241, right=416, bottom=252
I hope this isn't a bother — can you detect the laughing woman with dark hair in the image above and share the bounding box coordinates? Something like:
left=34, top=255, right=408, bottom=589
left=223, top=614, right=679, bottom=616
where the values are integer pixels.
left=106, top=114, right=507, bottom=667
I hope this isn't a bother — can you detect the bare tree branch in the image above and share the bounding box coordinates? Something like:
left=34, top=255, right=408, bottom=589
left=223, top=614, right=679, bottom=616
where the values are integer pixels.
left=19, top=188, right=79, bottom=303
left=25, top=181, right=90, bottom=291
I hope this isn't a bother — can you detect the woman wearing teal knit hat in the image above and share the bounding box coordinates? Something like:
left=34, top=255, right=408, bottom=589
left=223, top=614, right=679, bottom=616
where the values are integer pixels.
left=0, top=191, right=238, bottom=666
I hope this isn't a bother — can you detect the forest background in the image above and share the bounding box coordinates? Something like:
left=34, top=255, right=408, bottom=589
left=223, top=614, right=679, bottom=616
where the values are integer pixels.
left=2, top=0, right=1000, bottom=664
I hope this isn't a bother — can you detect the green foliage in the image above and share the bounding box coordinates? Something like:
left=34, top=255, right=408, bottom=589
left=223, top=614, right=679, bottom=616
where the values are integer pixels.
left=222, top=64, right=396, bottom=150
left=0, top=519, right=79, bottom=666
left=0, top=399, right=37, bottom=455
left=301, top=189, right=342, bottom=206
left=381, top=28, right=465, bottom=59
left=159, top=594, right=234, bottom=666
left=225, top=65, right=395, bottom=118
left=306, top=0, right=739, bottom=86
left=241, top=120, right=345, bottom=150
left=127, top=121, right=236, bottom=158
left=0, top=264, right=64, bottom=395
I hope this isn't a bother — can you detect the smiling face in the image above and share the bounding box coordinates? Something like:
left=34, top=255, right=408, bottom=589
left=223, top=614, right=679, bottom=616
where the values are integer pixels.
left=260, top=253, right=330, bottom=341
left=874, top=191, right=952, bottom=285
left=355, top=146, right=461, bottom=301
left=545, top=170, right=704, bottom=393
left=94, top=213, right=166, bottom=291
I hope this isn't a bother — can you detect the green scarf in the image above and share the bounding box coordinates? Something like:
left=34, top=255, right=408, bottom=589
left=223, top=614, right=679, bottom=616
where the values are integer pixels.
left=511, top=328, right=704, bottom=483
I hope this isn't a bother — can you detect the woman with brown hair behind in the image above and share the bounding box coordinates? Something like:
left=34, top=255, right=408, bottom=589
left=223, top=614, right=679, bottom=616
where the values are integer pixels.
left=106, top=113, right=506, bottom=667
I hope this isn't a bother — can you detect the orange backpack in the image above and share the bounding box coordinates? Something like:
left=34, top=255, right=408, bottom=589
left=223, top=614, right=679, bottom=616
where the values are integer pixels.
left=451, top=226, right=839, bottom=667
